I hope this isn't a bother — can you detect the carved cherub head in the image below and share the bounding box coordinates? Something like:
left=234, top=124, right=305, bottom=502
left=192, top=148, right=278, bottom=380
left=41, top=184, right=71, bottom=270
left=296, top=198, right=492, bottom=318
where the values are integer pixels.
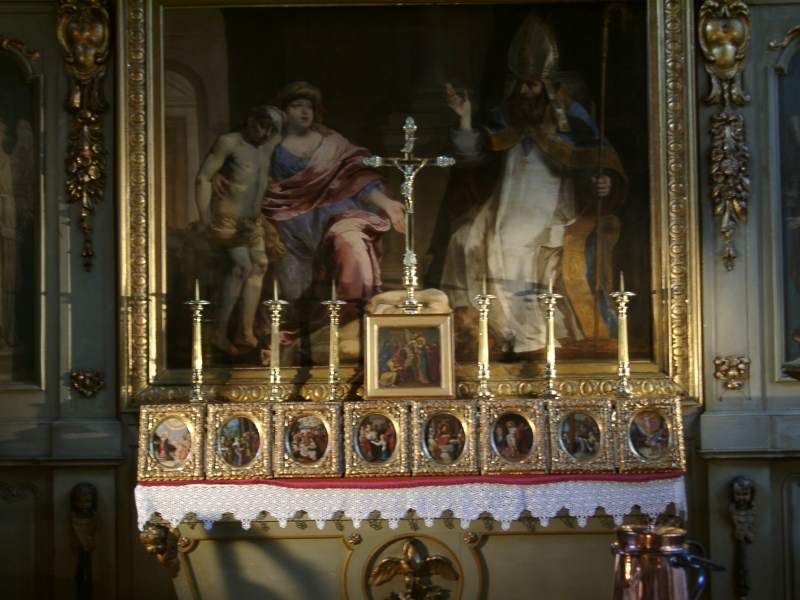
left=730, top=475, right=755, bottom=510
left=70, top=482, right=98, bottom=518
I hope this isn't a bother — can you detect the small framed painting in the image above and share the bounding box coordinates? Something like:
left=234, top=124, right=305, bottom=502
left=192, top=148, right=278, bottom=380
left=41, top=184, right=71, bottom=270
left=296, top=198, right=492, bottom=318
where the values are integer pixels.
left=273, top=402, right=341, bottom=478
left=205, top=403, right=271, bottom=479
left=616, top=397, right=685, bottom=472
left=411, top=399, right=477, bottom=475
left=548, top=399, right=615, bottom=473
left=365, top=314, right=455, bottom=399
left=137, top=404, right=205, bottom=481
left=479, top=398, right=547, bottom=474
left=344, top=400, right=409, bottom=477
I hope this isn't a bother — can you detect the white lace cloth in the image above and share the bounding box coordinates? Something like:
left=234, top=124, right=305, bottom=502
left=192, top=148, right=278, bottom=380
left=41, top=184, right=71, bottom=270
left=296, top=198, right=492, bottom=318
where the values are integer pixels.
left=135, top=476, right=685, bottom=532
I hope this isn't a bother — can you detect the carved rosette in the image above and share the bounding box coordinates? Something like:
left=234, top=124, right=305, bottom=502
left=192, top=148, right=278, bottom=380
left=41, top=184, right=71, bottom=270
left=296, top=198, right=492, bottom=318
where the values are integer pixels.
left=699, top=0, right=751, bottom=270
left=57, top=0, right=111, bottom=271
left=713, top=355, right=750, bottom=390
left=70, top=369, right=105, bottom=397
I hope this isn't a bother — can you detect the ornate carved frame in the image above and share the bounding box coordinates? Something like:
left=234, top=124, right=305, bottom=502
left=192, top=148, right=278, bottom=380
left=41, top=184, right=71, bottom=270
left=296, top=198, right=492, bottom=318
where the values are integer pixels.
left=117, top=0, right=701, bottom=409
left=547, top=398, right=615, bottom=473
left=615, top=396, right=685, bottom=473
left=205, top=403, right=272, bottom=479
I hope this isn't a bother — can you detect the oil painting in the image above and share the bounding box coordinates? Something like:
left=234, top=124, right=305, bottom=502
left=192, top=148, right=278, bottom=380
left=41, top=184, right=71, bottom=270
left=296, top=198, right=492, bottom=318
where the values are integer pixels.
left=356, top=413, right=397, bottom=463
left=287, top=413, right=329, bottom=464
left=0, top=41, right=38, bottom=384
left=628, top=409, right=669, bottom=460
left=365, top=314, right=454, bottom=398
left=491, top=413, right=534, bottom=463
left=778, top=46, right=800, bottom=365
left=151, top=417, right=193, bottom=468
left=218, top=416, right=261, bottom=467
left=158, top=2, right=651, bottom=374
left=424, top=413, right=466, bottom=465
left=558, top=411, right=601, bottom=461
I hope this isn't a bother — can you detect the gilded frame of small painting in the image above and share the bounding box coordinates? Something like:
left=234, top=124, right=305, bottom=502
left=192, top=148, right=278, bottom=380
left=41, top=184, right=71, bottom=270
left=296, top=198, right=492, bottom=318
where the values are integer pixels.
left=615, top=396, right=685, bottom=473
left=365, top=313, right=455, bottom=399
left=205, top=403, right=272, bottom=479
left=344, top=400, right=409, bottom=477
left=479, top=398, right=547, bottom=474
left=411, top=399, right=477, bottom=475
left=273, top=401, right=341, bottom=478
left=547, top=398, right=614, bottom=473
left=137, top=404, right=205, bottom=481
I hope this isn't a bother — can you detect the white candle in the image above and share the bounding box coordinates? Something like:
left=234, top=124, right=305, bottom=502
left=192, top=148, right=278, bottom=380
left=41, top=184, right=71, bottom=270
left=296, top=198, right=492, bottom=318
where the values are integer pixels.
left=194, top=278, right=200, bottom=302
left=620, top=271, right=626, bottom=293
left=331, top=278, right=336, bottom=302
left=273, top=278, right=279, bottom=301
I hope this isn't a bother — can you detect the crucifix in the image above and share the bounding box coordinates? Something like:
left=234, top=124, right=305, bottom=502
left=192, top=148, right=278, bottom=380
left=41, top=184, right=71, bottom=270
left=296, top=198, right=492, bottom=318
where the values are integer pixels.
left=364, top=117, right=454, bottom=314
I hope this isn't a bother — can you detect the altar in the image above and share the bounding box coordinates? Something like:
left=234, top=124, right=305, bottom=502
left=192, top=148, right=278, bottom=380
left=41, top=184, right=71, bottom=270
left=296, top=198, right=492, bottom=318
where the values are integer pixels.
left=136, top=473, right=685, bottom=599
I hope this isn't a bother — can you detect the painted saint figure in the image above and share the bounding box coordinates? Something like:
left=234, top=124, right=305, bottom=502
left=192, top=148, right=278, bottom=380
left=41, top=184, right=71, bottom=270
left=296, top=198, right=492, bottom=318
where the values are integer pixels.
left=195, top=105, right=285, bottom=355
left=432, top=12, right=627, bottom=355
left=262, top=81, right=405, bottom=309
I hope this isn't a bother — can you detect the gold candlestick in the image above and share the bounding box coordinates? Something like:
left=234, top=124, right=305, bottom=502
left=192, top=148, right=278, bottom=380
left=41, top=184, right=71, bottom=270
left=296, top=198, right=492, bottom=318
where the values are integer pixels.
left=610, top=271, right=636, bottom=397
left=185, top=279, right=209, bottom=403
left=537, top=277, right=562, bottom=399
left=323, top=279, right=346, bottom=402
left=364, top=117, right=454, bottom=314
left=474, top=274, right=495, bottom=399
left=265, top=279, right=287, bottom=401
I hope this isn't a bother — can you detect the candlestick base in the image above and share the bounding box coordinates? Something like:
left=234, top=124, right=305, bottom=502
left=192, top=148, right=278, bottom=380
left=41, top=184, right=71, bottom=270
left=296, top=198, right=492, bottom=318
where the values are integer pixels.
left=476, top=378, right=493, bottom=400
left=615, top=378, right=634, bottom=398
left=541, top=385, right=560, bottom=400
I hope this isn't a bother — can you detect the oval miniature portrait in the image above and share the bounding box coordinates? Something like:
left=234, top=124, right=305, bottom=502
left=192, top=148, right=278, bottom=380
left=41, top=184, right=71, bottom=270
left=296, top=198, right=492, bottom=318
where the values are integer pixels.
left=356, top=413, right=397, bottom=464
left=491, top=412, right=534, bottom=463
left=151, top=417, right=192, bottom=468
left=424, top=412, right=466, bottom=465
left=217, top=417, right=261, bottom=468
left=558, top=411, right=601, bottom=461
left=286, top=413, right=329, bottom=464
left=629, top=409, right=670, bottom=460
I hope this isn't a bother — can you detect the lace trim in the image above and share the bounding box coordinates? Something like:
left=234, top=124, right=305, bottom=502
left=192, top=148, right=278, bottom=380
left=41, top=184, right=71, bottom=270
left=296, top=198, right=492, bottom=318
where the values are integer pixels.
left=135, top=476, right=685, bottom=531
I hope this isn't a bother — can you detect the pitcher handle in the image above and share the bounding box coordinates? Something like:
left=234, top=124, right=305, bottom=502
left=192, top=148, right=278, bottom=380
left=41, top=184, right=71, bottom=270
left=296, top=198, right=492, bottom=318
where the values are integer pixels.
left=669, top=542, right=725, bottom=600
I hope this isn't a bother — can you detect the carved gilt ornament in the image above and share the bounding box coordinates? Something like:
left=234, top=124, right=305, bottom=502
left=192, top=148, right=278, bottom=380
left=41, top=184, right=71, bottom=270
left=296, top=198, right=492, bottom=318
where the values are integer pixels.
left=699, top=0, right=751, bottom=271
left=57, top=0, right=110, bottom=271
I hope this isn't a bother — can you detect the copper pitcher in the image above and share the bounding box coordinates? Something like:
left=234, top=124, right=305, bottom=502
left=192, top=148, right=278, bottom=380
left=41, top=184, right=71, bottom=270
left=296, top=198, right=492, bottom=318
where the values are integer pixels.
left=611, top=526, right=723, bottom=600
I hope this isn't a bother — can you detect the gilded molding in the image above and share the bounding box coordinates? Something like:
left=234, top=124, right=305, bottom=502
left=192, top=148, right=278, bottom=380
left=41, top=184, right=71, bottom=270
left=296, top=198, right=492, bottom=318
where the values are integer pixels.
left=698, top=0, right=751, bottom=270
left=664, top=0, right=699, bottom=397
left=769, top=25, right=800, bottom=75
left=0, top=36, right=41, bottom=61
left=57, top=0, right=111, bottom=271
left=70, top=369, right=105, bottom=397
left=713, top=355, right=750, bottom=391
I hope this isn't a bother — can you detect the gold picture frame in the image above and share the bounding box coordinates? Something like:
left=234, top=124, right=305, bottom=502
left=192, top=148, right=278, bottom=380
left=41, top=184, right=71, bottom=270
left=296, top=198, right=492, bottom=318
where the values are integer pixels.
left=616, top=396, right=685, bottom=473
left=117, top=0, right=701, bottom=409
left=365, top=313, right=455, bottom=399
left=205, top=403, right=272, bottom=479
left=273, top=402, right=341, bottom=478
left=547, top=398, right=614, bottom=473
left=479, top=398, right=547, bottom=474
left=411, top=399, right=477, bottom=475
left=344, top=400, right=409, bottom=477
left=137, top=404, right=205, bottom=481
